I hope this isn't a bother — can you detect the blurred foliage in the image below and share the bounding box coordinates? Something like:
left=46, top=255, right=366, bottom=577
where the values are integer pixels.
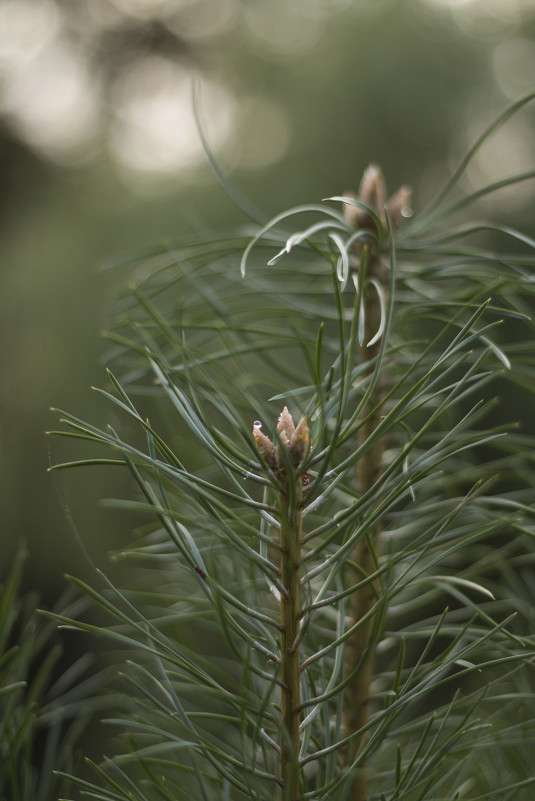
left=0, top=544, right=102, bottom=801
left=1, top=2, right=534, bottom=796
left=46, top=100, right=535, bottom=798
left=1, top=0, right=535, bottom=596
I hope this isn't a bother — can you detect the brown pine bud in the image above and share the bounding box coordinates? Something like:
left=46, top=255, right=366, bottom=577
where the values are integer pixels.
left=343, top=165, right=386, bottom=235
left=359, top=164, right=386, bottom=219
left=277, top=406, right=296, bottom=441
left=344, top=166, right=410, bottom=238
left=290, top=415, right=310, bottom=466
left=253, top=421, right=277, bottom=471
left=387, top=185, right=412, bottom=229
left=254, top=409, right=310, bottom=485
left=343, top=190, right=366, bottom=230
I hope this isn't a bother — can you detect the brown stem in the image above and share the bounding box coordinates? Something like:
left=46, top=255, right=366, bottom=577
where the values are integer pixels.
left=253, top=408, right=309, bottom=800
left=279, top=478, right=303, bottom=801
left=343, top=250, right=388, bottom=801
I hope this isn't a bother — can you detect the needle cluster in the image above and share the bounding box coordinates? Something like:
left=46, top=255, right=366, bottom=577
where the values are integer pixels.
left=49, top=95, right=535, bottom=801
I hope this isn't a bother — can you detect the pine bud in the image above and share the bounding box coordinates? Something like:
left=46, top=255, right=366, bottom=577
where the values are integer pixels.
left=276, top=407, right=296, bottom=472
left=358, top=163, right=386, bottom=219
left=277, top=406, right=296, bottom=441
left=344, top=166, right=411, bottom=236
left=343, top=191, right=365, bottom=230
left=253, top=421, right=277, bottom=471
left=387, top=185, right=412, bottom=229
left=253, top=408, right=310, bottom=484
left=290, top=415, right=310, bottom=466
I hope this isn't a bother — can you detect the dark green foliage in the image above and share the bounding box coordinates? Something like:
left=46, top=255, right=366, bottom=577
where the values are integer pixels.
left=49, top=96, right=535, bottom=800
left=0, top=546, right=99, bottom=801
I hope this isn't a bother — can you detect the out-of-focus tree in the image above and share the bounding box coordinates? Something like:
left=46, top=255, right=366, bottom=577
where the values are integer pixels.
left=0, top=0, right=534, bottom=204
left=2, top=0, right=535, bottom=593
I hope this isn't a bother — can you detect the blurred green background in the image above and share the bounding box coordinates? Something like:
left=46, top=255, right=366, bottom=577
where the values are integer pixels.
left=1, top=0, right=535, bottom=602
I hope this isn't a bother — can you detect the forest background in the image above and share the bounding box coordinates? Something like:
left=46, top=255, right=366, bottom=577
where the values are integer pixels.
left=1, top=0, right=535, bottom=768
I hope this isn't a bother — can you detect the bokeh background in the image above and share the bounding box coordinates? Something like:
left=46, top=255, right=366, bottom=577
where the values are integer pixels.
left=2, top=0, right=535, bottom=604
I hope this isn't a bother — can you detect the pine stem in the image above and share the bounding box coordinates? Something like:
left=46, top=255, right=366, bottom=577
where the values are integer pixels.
left=279, top=477, right=303, bottom=801
left=253, top=408, right=309, bottom=800
left=344, top=249, right=388, bottom=801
